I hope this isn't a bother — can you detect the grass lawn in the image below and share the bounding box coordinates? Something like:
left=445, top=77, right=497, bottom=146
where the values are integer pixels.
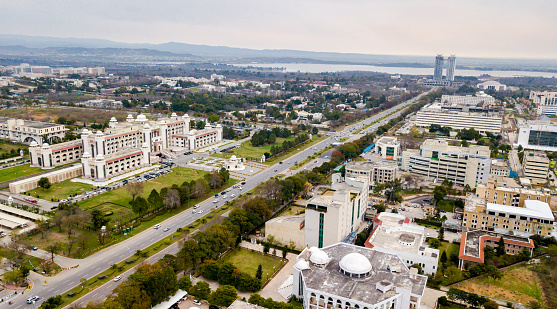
left=214, top=136, right=298, bottom=161
left=0, top=139, right=27, bottom=157
left=276, top=205, right=305, bottom=217
left=79, top=167, right=209, bottom=211
left=24, top=226, right=100, bottom=258
left=453, top=264, right=544, bottom=304
left=438, top=241, right=460, bottom=259
left=265, top=134, right=327, bottom=165
left=0, top=164, right=43, bottom=183
left=221, top=248, right=284, bottom=279
left=27, top=180, right=93, bottom=201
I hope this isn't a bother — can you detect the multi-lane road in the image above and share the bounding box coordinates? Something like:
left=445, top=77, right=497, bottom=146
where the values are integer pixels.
left=9, top=90, right=431, bottom=308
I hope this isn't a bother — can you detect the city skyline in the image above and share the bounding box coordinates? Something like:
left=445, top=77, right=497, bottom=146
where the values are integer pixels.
left=0, top=0, right=555, bottom=59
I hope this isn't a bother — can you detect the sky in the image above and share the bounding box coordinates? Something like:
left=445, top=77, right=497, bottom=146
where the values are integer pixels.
left=0, top=0, right=555, bottom=58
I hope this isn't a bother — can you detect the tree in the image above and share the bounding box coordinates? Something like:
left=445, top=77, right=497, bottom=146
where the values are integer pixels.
left=112, top=280, right=152, bottom=309
left=485, top=265, right=502, bottom=282
left=438, top=226, right=445, bottom=241
left=429, top=238, right=441, bottom=249
left=255, top=264, right=263, bottom=280
left=37, top=218, right=51, bottom=239
left=131, top=196, right=149, bottom=215
left=208, top=285, right=238, bottom=307
left=46, top=242, right=61, bottom=263
left=433, top=186, right=447, bottom=202
left=189, top=281, right=211, bottom=300
left=527, top=301, right=542, bottom=309
left=91, top=209, right=109, bottom=230
left=80, top=277, right=87, bottom=288
left=38, top=177, right=51, bottom=189
left=440, top=251, right=448, bottom=264
left=496, top=236, right=506, bottom=256
left=208, top=173, right=224, bottom=189
left=126, top=180, right=144, bottom=202
left=147, top=189, right=163, bottom=210
left=165, top=189, right=181, bottom=210
left=191, top=180, right=208, bottom=201
left=208, top=115, right=220, bottom=123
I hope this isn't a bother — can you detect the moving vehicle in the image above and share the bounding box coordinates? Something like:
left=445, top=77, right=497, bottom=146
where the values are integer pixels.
left=193, top=205, right=200, bottom=209
left=193, top=300, right=202, bottom=306
left=113, top=276, right=122, bottom=282
left=163, top=227, right=171, bottom=232
left=153, top=224, right=161, bottom=229
left=27, top=296, right=39, bottom=304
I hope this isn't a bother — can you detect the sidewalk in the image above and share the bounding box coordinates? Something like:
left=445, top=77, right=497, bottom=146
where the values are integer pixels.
left=26, top=248, right=79, bottom=269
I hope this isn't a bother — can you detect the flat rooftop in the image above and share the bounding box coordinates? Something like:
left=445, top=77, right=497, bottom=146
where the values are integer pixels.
left=487, top=200, right=554, bottom=221
left=0, top=117, right=62, bottom=129
left=300, top=243, right=426, bottom=305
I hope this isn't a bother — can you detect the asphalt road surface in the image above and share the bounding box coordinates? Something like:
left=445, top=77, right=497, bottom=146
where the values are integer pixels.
left=9, top=90, right=432, bottom=309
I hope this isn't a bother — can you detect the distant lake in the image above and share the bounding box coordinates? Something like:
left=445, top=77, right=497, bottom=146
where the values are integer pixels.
left=234, top=63, right=557, bottom=78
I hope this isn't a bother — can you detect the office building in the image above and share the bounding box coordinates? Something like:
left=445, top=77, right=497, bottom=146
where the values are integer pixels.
left=29, top=113, right=223, bottom=180
left=414, top=103, right=502, bottom=134
left=530, top=91, right=557, bottom=115
left=0, top=117, right=67, bottom=144
left=446, top=55, right=456, bottom=82
left=515, top=120, right=557, bottom=151
left=476, top=177, right=550, bottom=207
left=440, top=93, right=495, bottom=106
left=292, top=243, right=427, bottom=309
left=401, top=139, right=491, bottom=187
left=364, top=212, right=439, bottom=275
left=374, top=136, right=400, bottom=160
left=265, top=215, right=306, bottom=250
left=489, top=159, right=510, bottom=177
left=462, top=194, right=555, bottom=237
left=458, top=230, right=534, bottom=270
left=433, top=55, right=444, bottom=81
left=522, top=151, right=549, bottom=184
left=305, top=174, right=369, bottom=248
left=476, top=81, right=507, bottom=91
left=345, top=160, right=398, bottom=185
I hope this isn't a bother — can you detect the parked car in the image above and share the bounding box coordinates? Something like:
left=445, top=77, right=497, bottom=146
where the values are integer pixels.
left=193, top=300, right=202, bottom=306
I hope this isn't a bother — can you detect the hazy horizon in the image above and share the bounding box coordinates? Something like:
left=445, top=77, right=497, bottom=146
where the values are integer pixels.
left=0, top=0, right=555, bottom=59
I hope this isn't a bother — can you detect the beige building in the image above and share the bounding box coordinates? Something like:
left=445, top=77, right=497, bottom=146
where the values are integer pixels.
left=0, top=117, right=67, bottom=144
left=463, top=194, right=556, bottom=237
left=414, top=103, right=502, bottom=134
left=489, top=159, right=509, bottom=177
left=476, top=178, right=550, bottom=207
left=401, top=139, right=491, bottom=187
left=265, top=215, right=305, bottom=250
left=9, top=164, right=83, bottom=194
left=522, top=151, right=549, bottom=184
left=374, top=136, right=400, bottom=160
left=345, top=160, right=397, bottom=185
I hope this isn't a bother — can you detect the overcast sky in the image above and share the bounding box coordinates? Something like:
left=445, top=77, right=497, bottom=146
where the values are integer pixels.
left=0, top=0, right=555, bottom=58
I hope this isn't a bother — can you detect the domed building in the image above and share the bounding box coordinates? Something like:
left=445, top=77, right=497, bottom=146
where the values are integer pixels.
left=226, top=155, right=245, bottom=171
left=292, top=243, right=427, bottom=309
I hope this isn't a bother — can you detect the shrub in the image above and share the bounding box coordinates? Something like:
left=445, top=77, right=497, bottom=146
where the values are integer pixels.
left=67, top=292, right=76, bottom=297
left=125, top=258, right=135, bottom=264
left=176, top=227, right=183, bottom=232
left=20, top=282, right=28, bottom=287
left=98, top=275, right=106, bottom=279
left=104, top=211, right=113, bottom=216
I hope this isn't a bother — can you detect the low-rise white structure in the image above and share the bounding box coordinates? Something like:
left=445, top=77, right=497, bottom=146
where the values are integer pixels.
left=345, top=160, right=398, bottom=185
left=364, top=212, right=439, bottom=275
left=0, top=117, right=67, bottom=144
left=292, top=243, right=427, bottom=309
left=414, top=103, right=502, bottom=134
left=374, top=136, right=400, bottom=161
left=440, top=93, right=495, bottom=105
left=515, top=119, right=557, bottom=152
left=477, top=80, right=507, bottom=91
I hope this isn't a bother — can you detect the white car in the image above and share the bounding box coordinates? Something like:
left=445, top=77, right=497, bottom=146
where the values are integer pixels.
left=222, top=195, right=227, bottom=199
left=231, top=194, right=235, bottom=198
left=114, top=276, right=122, bottom=282
left=213, top=199, right=219, bottom=203
left=153, top=224, right=161, bottom=229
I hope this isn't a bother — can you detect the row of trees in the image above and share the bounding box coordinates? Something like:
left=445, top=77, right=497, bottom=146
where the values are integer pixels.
left=269, top=133, right=310, bottom=157
left=201, top=260, right=262, bottom=292
left=251, top=127, right=292, bottom=146
left=443, top=288, right=499, bottom=309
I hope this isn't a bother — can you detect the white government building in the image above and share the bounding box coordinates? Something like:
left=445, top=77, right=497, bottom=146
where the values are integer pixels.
left=414, top=103, right=502, bottom=134
left=292, top=243, right=427, bottom=309
left=29, top=113, right=223, bottom=181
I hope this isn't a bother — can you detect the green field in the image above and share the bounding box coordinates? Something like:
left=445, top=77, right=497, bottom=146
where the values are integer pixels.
left=0, top=164, right=43, bottom=183
left=214, top=136, right=298, bottom=160
left=27, top=180, right=93, bottom=201
left=439, top=241, right=460, bottom=259
left=79, top=167, right=209, bottom=211
left=221, top=248, right=284, bottom=279
left=0, top=248, right=62, bottom=275
left=0, top=139, right=27, bottom=157
left=276, top=205, right=305, bottom=217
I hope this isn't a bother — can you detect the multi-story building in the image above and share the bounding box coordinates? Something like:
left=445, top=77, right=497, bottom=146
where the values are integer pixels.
left=401, top=139, right=491, bottom=187
left=374, top=136, right=400, bottom=160
left=29, top=113, right=223, bottom=180
left=292, top=243, right=427, bottom=309
left=0, top=117, right=67, bottom=144
left=515, top=120, right=557, bottom=151
left=434, top=54, right=444, bottom=81
left=476, top=177, right=550, bottom=207
left=446, top=55, right=456, bottom=82
left=440, top=93, right=495, bottom=106
left=345, top=160, right=398, bottom=185
left=305, top=174, right=369, bottom=248
left=414, top=103, right=502, bottom=134
left=264, top=215, right=306, bottom=250
left=530, top=91, right=557, bottom=105
left=462, top=194, right=556, bottom=237
left=364, top=212, right=439, bottom=275
left=458, top=230, right=534, bottom=270
left=476, top=81, right=507, bottom=91
left=489, top=159, right=510, bottom=177
left=522, top=151, right=549, bottom=184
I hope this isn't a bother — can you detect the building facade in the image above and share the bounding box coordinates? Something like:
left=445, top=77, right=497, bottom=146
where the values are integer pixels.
left=292, top=243, right=427, bottom=309
left=463, top=194, right=556, bottom=237
left=414, top=104, right=502, bottom=134
left=476, top=178, right=550, bottom=207
left=374, top=136, right=400, bottom=160
left=522, top=151, right=549, bottom=184
left=364, top=212, right=439, bottom=275
left=440, top=93, right=495, bottom=106
left=0, top=117, right=67, bottom=144
left=345, top=161, right=398, bottom=185
left=401, top=139, right=491, bottom=187
left=29, top=113, right=223, bottom=180
left=515, top=120, right=557, bottom=152
left=305, top=174, right=369, bottom=248
left=489, top=159, right=510, bottom=177
left=434, top=55, right=444, bottom=81
left=476, top=81, right=507, bottom=91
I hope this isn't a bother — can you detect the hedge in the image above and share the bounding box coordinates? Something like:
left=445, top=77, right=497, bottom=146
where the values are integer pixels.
left=415, top=218, right=442, bottom=227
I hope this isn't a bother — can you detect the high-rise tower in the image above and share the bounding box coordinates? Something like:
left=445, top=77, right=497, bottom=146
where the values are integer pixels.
left=446, top=55, right=456, bottom=82
left=434, top=54, right=444, bottom=81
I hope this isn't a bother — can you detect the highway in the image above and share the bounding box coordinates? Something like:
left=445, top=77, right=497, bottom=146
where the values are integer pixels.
left=9, top=90, right=431, bottom=309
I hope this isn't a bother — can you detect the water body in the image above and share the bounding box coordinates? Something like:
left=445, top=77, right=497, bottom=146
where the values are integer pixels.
left=234, top=63, right=557, bottom=78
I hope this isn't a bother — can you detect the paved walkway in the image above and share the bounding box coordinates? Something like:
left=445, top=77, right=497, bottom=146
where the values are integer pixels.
left=71, top=165, right=159, bottom=186
left=26, top=248, right=79, bottom=269
left=421, top=287, right=445, bottom=309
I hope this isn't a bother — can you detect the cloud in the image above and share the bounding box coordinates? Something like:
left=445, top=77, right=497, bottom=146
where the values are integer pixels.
left=0, top=0, right=555, bottom=58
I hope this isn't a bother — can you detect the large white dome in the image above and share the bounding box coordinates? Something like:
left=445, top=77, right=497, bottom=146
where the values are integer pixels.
left=310, top=249, right=330, bottom=265
left=339, top=253, right=372, bottom=275
left=294, top=259, right=310, bottom=271
left=136, top=114, right=147, bottom=122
